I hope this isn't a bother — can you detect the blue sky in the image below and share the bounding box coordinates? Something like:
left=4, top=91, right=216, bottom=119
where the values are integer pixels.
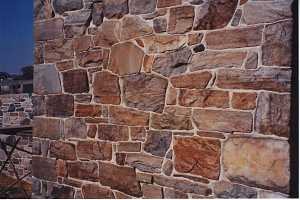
left=0, top=0, right=33, bottom=74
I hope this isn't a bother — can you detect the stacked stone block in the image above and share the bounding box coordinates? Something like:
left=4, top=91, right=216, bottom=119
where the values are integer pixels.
left=33, top=0, right=293, bottom=198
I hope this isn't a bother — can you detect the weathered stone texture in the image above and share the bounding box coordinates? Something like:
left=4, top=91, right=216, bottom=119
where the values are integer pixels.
left=168, top=6, right=195, bottom=34
left=174, top=137, right=221, bottom=180
left=35, top=18, right=64, bottom=41
left=143, top=131, right=172, bottom=157
left=103, top=0, right=129, bottom=19
left=98, top=124, right=129, bottom=141
left=120, top=16, right=153, bottom=40
left=32, top=157, right=57, bottom=181
left=46, top=95, right=74, bottom=117
left=223, top=137, right=290, bottom=193
left=213, top=181, right=257, bottom=198
left=50, top=141, right=76, bottom=160
left=232, top=92, right=257, bottom=110
left=62, top=69, right=89, bottom=94
left=53, top=0, right=83, bottom=14
left=123, top=73, right=168, bottom=113
left=64, top=118, right=87, bottom=139
left=109, top=106, right=149, bottom=126
left=151, top=113, right=193, bottom=130
left=129, top=0, right=157, bottom=15
left=170, top=72, right=212, bottom=89
left=67, top=161, right=98, bottom=181
left=126, top=153, right=163, bottom=173
left=82, top=184, right=115, bottom=199
left=255, top=92, right=290, bottom=138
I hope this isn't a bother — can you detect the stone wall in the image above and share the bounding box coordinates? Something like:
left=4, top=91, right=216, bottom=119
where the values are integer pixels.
left=33, top=0, right=293, bottom=198
left=0, top=94, right=33, bottom=128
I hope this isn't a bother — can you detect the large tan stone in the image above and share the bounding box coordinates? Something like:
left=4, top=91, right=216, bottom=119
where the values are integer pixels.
left=205, top=26, right=263, bottom=50
left=255, top=92, right=290, bottom=138
left=123, top=73, right=168, bottom=113
left=243, top=1, right=292, bottom=25
left=194, top=0, right=238, bottom=30
left=189, top=51, right=247, bottom=71
left=142, top=35, right=187, bottom=54
left=168, top=6, right=194, bottom=34
left=223, top=137, right=290, bottom=193
left=108, top=42, right=144, bottom=75
left=216, top=68, right=291, bottom=92
left=193, top=109, right=252, bottom=133
left=179, top=89, right=229, bottom=108
left=170, top=72, right=212, bottom=89
left=93, top=71, right=121, bottom=104
left=98, top=162, right=142, bottom=197
left=174, top=136, right=221, bottom=180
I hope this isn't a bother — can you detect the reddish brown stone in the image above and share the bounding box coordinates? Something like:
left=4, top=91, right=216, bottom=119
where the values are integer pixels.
left=62, top=69, right=89, bottom=94
left=45, top=38, right=74, bottom=63
left=216, top=68, right=291, bottom=92
left=168, top=6, right=194, bottom=34
left=188, top=33, right=203, bottom=46
left=35, top=18, right=64, bottom=41
left=116, top=153, right=127, bottom=165
left=143, top=54, right=154, bottom=73
left=33, top=117, right=62, bottom=140
left=197, top=131, right=225, bottom=139
left=136, top=172, right=153, bottom=183
left=255, top=92, right=290, bottom=138
left=164, top=188, right=188, bottom=199
left=144, top=131, right=172, bottom=157
left=56, top=159, right=67, bottom=177
left=174, top=174, right=209, bottom=184
left=98, top=162, right=142, bottom=197
left=164, top=106, right=191, bottom=116
left=130, top=127, right=147, bottom=141
left=73, top=35, right=92, bottom=53
left=171, top=72, right=212, bottom=89
left=108, top=42, right=144, bottom=75
left=82, top=184, right=115, bottom=199
left=34, top=43, right=44, bottom=64
left=117, top=142, right=141, bottom=152
left=77, top=140, right=112, bottom=160
left=166, top=87, right=177, bottom=105
left=46, top=94, right=74, bottom=117
left=205, top=26, right=263, bottom=50
left=50, top=141, right=76, bottom=160
left=93, top=21, right=121, bottom=48
left=32, top=156, right=57, bottom=181
left=109, top=106, right=149, bottom=126
left=179, top=89, right=229, bottom=108
left=56, top=60, right=74, bottom=71
left=174, top=136, right=221, bottom=180
left=125, top=153, right=163, bottom=173
left=87, top=125, right=97, bottom=138
left=194, top=0, right=238, bottom=30
left=67, top=161, right=98, bottom=181
left=232, top=92, right=257, bottom=110
left=142, top=184, right=163, bottom=198
left=123, top=73, right=168, bottom=113
left=77, top=49, right=103, bottom=68
left=193, top=109, right=253, bottom=133
left=93, top=71, right=121, bottom=105
left=151, top=113, right=193, bottom=130
left=75, top=104, right=102, bottom=117
left=189, top=51, right=247, bottom=71
left=98, top=124, right=129, bottom=141
left=157, top=0, right=182, bottom=8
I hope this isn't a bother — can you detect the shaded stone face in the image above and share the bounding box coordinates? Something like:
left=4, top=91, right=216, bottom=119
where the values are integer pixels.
left=98, top=162, right=142, bottom=197
left=103, top=0, right=129, bottom=19
left=125, top=153, right=163, bottom=173
left=98, top=124, right=129, bottom=141
left=174, top=137, right=221, bottom=180
left=223, top=137, right=290, bottom=193
left=123, top=73, right=168, bottom=113
left=120, top=16, right=153, bottom=41
left=64, top=118, right=87, bottom=139
left=170, top=72, right=212, bottom=89
left=109, top=106, right=149, bottom=126
left=108, top=42, right=144, bottom=76
left=53, top=0, right=83, bottom=14
left=194, top=0, right=238, bottom=30
left=151, top=113, right=193, bottom=130
left=77, top=141, right=112, bottom=160
left=255, top=92, right=290, bottom=138
left=46, top=95, right=74, bottom=117
left=33, top=117, right=62, bottom=140
left=213, top=181, right=257, bottom=198
left=129, top=0, right=157, bottom=15
left=62, top=69, right=89, bottom=94
left=35, top=18, right=64, bottom=41
left=143, top=130, right=172, bottom=157
left=34, top=0, right=54, bottom=20
left=67, top=161, right=98, bottom=181
left=82, top=184, right=115, bottom=199
left=32, top=157, right=57, bottom=181
left=50, top=141, right=76, bottom=160
left=168, top=6, right=195, bottom=34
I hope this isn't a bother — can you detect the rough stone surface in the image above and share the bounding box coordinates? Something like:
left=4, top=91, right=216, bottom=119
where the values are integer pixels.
left=35, top=18, right=64, bottom=41
left=255, top=92, right=290, bottom=138
left=179, top=89, right=229, bottom=108
left=33, top=117, right=62, bottom=140
left=32, top=157, right=57, bottom=181
left=44, top=38, right=74, bottom=63
left=243, top=1, right=292, bottom=25
left=153, top=17, right=167, bottom=33
left=157, top=0, right=181, bottom=8
left=189, top=51, right=247, bottom=71
left=109, top=106, right=149, bottom=126
left=108, top=42, right=144, bottom=75
left=120, top=16, right=153, bottom=40
left=262, top=20, right=293, bottom=67
left=75, top=104, right=102, bottom=118
left=34, top=64, right=62, bottom=95
left=62, top=69, right=89, bottom=94
left=46, top=95, right=74, bottom=117
left=174, top=136, right=221, bottom=180
left=77, top=141, right=112, bottom=160
left=142, top=184, right=162, bottom=198
left=193, top=109, right=252, bottom=133
left=213, top=181, right=257, bottom=198
left=67, top=161, right=98, bottom=181
left=153, top=47, right=192, bottom=77
left=93, top=71, right=121, bottom=104
left=93, top=21, right=121, bottom=48
left=50, top=141, right=76, bottom=160
left=53, top=0, right=83, bottom=14
left=103, top=0, right=129, bottom=19
left=194, top=0, right=238, bottom=30
left=164, top=188, right=188, bottom=199
left=168, top=6, right=195, bottom=34
left=129, top=0, right=157, bottom=15
left=125, top=153, right=163, bottom=173
left=64, top=118, right=87, bottom=139
left=245, top=51, right=258, bottom=69
left=151, top=113, right=193, bottom=130
left=170, top=72, right=212, bottom=89
left=143, top=130, right=172, bottom=157
left=98, top=124, right=129, bottom=141
left=98, top=162, right=142, bottom=197
left=34, top=0, right=54, bottom=20
left=77, top=49, right=103, bottom=68
left=92, top=2, right=104, bottom=26
left=123, top=73, right=168, bottom=113
left=223, top=137, right=290, bottom=193
left=82, top=184, right=115, bottom=199
left=216, top=68, right=291, bottom=92
left=232, top=92, right=257, bottom=110
left=64, top=9, right=92, bottom=26
left=206, top=26, right=263, bottom=50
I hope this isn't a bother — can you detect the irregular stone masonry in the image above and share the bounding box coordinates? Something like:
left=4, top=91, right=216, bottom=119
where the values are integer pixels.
left=33, top=0, right=293, bottom=198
